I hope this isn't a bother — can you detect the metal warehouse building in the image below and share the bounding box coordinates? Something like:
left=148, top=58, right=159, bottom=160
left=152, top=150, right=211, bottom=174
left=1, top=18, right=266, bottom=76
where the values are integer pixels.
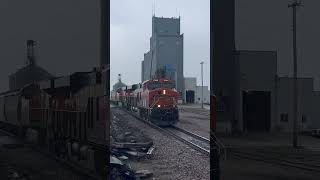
left=184, top=77, right=210, bottom=104
left=215, top=50, right=320, bottom=133
left=213, top=0, right=320, bottom=133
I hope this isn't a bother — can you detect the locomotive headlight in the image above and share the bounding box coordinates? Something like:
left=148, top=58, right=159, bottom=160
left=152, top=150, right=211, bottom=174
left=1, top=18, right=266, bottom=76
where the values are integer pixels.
left=157, top=104, right=161, bottom=108
left=163, top=90, right=166, bottom=94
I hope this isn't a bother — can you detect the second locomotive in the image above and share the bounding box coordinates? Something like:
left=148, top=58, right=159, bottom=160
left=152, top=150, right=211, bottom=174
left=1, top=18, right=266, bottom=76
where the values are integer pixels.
left=111, top=79, right=179, bottom=126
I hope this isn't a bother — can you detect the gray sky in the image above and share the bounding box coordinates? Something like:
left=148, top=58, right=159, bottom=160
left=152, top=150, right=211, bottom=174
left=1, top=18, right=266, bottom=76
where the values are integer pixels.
left=0, top=0, right=100, bottom=92
left=110, top=0, right=210, bottom=88
left=236, top=0, right=320, bottom=90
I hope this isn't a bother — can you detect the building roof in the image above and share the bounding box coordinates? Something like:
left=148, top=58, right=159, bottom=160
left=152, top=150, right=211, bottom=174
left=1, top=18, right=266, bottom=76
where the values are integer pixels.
left=9, top=64, right=54, bottom=91
left=10, top=64, right=53, bottom=78
left=113, top=81, right=126, bottom=91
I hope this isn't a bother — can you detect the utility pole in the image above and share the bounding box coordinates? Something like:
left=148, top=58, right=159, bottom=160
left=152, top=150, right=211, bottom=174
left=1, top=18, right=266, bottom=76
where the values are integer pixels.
left=200, top=61, right=204, bottom=109
left=288, top=0, right=303, bottom=148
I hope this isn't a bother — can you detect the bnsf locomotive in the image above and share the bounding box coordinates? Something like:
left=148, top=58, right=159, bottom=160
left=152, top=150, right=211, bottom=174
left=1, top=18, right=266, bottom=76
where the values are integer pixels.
left=111, top=79, right=179, bottom=126
left=0, top=67, right=109, bottom=176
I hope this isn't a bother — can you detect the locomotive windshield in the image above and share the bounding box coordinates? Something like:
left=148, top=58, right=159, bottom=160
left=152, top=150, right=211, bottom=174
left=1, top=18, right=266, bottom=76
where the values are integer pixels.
left=147, top=81, right=175, bottom=90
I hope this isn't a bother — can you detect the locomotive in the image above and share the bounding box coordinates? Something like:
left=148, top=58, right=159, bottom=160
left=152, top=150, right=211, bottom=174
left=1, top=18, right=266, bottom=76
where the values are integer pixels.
left=0, top=67, right=109, bottom=177
left=111, top=79, right=179, bottom=126
left=210, top=94, right=217, bottom=131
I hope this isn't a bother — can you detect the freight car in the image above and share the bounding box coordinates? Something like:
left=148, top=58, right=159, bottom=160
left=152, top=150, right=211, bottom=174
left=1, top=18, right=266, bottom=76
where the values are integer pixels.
left=110, top=86, right=130, bottom=108
left=112, top=79, right=179, bottom=126
left=210, top=94, right=222, bottom=180
left=0, top=83, right=49, bottom=136
left=210, top=94, right=217, bottom=132
left=0, top=67, right=109, bottom=177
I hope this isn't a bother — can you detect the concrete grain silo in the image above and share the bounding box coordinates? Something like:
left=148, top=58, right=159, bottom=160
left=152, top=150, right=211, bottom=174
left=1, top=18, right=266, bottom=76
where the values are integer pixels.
left=9, top=40, right=54, bottom=91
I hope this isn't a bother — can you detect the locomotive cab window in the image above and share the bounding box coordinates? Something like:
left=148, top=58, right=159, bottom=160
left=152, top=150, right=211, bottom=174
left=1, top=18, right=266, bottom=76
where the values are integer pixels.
left=147, top=81, right=175, bottom=90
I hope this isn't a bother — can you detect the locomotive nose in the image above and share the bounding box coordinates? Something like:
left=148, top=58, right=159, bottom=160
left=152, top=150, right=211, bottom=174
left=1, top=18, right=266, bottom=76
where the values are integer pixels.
left=157, top=89, right=167, bottom=95
left=163, top=89, right=166, bottom=94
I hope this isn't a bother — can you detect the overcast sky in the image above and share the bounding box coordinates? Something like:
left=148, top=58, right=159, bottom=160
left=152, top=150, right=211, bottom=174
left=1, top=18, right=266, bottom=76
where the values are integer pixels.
left=236, top=0, right=320, bottom=90
left=110, top=0, right=210, bottom=88
left=0, top=0, right=100, bottom=92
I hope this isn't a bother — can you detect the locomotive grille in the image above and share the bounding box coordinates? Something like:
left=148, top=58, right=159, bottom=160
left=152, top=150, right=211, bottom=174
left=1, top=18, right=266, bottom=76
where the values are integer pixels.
left=151, top=108, right=178, bottom=122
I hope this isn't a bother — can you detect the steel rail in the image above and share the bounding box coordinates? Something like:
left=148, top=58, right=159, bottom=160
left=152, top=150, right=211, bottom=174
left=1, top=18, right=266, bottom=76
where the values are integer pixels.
left=179, top=108, right=210, bottom=116
left=163, top=127, right=210, bottom=156
left=120, top=108, right=210, bottom=156
left=231, top=150, right=320, bottom=172
left=171, top=126, right=210, bottom=143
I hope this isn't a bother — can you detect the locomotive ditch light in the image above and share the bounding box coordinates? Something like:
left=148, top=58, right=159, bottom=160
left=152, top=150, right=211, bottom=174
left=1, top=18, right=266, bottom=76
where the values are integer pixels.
left=157, top=104, right=161, bottom=108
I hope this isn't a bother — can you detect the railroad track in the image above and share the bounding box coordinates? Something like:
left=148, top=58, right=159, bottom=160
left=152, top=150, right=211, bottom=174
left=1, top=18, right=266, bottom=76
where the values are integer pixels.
left=171, top=126, right=210, bottom=143
left=230, top=148, right=320, bottom=172
left=179, top=108, right=210, bottom=116
left=0, top=128, right=102, bottom=180
left=119, top=107, right=210, bottom=156
left=166, top=126, right=210, bottom=155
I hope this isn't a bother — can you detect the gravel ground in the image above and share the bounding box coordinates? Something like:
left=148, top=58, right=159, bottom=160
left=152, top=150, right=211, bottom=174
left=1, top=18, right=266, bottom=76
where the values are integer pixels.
left=111, top=109, right=152, bottom=144
left=218, top=132, right=320, bottom=179
left=0, top=132, right=90, bottom=180
left=176, top=109, right=210, bottom=139
left=111, top=107, right=210, bottom=180
left=221, top=152, right=320, bottom=180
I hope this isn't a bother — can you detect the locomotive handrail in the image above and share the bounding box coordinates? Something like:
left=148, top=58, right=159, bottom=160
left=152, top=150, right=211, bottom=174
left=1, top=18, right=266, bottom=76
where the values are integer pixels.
left=171, top=97, right=178, bottom=107
left=150, top=95, right=160, bottom=109
left=150, top=94, right=177, bottom=109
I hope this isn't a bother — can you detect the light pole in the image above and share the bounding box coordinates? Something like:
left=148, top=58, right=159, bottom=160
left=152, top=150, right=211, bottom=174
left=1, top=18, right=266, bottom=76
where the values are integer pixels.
left=200, top=61, right=204, bottom=109
left=288, top=0, right=303, bottom=148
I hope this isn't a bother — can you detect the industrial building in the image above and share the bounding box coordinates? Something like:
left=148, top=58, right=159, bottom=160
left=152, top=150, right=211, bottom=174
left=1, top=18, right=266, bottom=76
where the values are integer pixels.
left=141, top=16, right=184, bottom=100
left=233, top=50, right=277, bottom=132
left=275, top=77, right=320, bottom=132
left=213, top=1, right=320, bottom=133
left=184, top=77, right=210, bottom=104
left=214, top=48, right=320, bottom=133
left=195, top=86, right=210, bottom=104
left=9, top=40, right=53, bottom=91
left=113, top=74, right=126, bottom=91
left=212, top=0, right=236, bottom=132
left=184, top=77, right=197, bottom=103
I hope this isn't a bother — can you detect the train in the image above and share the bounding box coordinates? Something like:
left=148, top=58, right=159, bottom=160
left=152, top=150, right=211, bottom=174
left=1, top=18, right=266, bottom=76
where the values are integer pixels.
left=210, top=94, right=216, bottom=132
left=111, top=79, right=179, bottom=126
left=0, top=67, right=109, bottom=176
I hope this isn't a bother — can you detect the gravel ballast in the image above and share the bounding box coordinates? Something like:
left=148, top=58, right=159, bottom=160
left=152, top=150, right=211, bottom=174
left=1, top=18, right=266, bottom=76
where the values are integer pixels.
left=111, top=107, right=210, bottom=180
